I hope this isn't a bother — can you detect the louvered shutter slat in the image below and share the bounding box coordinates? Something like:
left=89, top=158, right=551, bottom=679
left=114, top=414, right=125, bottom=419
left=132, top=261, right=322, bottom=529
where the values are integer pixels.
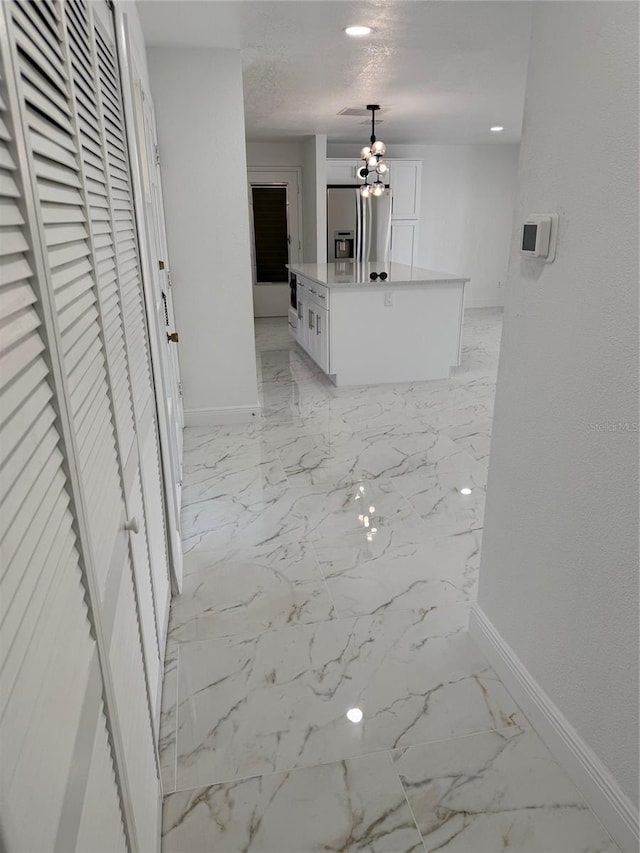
left=0, top=34, right=120, bottom=845
left=0, top=196, right=25, bottom=226
left=12, top=3, right=64, bottom=65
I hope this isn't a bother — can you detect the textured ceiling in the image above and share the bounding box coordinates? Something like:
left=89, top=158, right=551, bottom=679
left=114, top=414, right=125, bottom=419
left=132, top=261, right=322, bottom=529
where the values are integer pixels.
left=137, top=1, right=533, bottom=144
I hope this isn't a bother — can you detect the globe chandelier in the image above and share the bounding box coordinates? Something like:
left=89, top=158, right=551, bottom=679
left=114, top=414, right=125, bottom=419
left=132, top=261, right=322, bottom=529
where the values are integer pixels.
left=357, top=104, right=388, bottom=198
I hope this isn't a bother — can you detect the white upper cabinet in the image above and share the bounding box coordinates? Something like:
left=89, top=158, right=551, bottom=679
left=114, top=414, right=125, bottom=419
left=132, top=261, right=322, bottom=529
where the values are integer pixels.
left=325, top=159, right=421, bottom=213
left=326, top=159, right=359, bottom=184
left=388, top=160, right=422, bottom=219
left=390, top=221, right=419, bottom=266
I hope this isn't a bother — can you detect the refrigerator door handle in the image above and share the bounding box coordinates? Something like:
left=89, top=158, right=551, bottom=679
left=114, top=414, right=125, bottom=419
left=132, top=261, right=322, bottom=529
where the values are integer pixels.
left=362, top=191, right=368, bottom=263
left=355, top=190, right=362, bottom=262
left=364, top=195, right=371, bottom=262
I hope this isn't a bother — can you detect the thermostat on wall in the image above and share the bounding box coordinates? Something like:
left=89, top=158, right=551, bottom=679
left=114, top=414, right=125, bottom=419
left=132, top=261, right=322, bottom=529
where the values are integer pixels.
left=521, top=213, right=558, bottom=263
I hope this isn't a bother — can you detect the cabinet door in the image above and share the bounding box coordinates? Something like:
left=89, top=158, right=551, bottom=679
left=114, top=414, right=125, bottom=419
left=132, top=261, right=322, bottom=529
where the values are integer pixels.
left=314, top=305, right=330, bottom=373
left=390, top=221, right=419, bottom=266
left=326, top=159, right=358, bottom=184
left=389, top=161, right=422, bottom=218
left=296, top=296, right=305, bottom=349
left=306, top=305, right=316, bottom=358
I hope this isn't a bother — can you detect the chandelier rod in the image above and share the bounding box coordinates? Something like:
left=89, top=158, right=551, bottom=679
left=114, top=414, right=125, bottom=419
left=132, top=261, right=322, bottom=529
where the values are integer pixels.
left=367, top=103, right=380, bottom=145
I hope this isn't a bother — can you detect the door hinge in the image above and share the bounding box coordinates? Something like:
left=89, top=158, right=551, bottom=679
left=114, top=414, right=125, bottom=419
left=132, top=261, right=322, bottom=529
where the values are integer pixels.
left=178, top=382, right=183, bottom=396
left=167, top=270, right=173, bottom=287
left=155, top=144, right=160, bottom=165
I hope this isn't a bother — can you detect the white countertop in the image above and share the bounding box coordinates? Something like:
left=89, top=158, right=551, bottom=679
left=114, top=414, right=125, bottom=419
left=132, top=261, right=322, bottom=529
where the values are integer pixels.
left=287, top=262, right=469, bottom=289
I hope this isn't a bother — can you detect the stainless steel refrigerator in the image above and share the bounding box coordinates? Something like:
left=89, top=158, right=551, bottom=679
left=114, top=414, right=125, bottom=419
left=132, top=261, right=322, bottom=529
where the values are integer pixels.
left=327, top=186, right=392, bottom=263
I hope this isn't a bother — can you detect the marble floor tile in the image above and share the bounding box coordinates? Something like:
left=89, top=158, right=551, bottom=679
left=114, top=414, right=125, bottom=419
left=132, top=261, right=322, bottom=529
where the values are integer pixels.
left=443, top=419, right=493, bottom=465
left=159, top=645, right=178, bottom=795
left=168, top=542, right=335, bottom=641
left=393, top=728, right=620, bottom=852
left=259, top=378, right=336, bottom=422
left=163, top=752, right=425, bottom=853
left=161, top=309, right=619, bottom=853
left=313, top=533, right=477, bottom=618
left=181, top=478, right=422, bottom=559
left=258, top=348, right=323, bottom=384
left=181, top=443, right=288, bottom=508
left=272, top=427, right=486, bottom=490
left=174, top=607, right=523, bottom=789
left=392, top=466, right=486, bottom=535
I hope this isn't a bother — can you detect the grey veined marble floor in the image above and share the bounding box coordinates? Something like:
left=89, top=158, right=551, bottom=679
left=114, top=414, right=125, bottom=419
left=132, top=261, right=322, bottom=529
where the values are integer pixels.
left=160, top=310, right=618, bottom=853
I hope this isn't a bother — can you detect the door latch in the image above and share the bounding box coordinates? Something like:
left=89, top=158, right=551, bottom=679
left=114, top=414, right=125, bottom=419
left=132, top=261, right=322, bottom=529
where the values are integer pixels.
left=167, top=332, right=179, bottom=343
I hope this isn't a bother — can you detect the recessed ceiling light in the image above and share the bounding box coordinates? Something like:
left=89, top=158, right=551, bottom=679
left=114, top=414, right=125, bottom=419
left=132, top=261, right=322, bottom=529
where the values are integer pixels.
left=460, top=487, right=472, bottom=495
left=490, top=126, right=504, bottom=133
left=346, top=707, right=364, bottom=722
left=345, top=25, right=372, bottom=37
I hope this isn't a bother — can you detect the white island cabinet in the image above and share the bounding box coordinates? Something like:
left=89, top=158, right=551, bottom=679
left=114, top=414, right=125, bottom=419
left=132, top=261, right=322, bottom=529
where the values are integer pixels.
left=288, top=262, right=468, bottom=386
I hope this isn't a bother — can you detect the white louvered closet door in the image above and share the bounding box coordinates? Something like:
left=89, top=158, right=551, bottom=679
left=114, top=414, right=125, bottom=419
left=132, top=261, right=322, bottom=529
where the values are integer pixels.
left=92, top=1, right=171, bottom=676
left=63, top=0, right=165, bottom=739
left=1, top=0, right=169, bottom=849
left=0, top=20, right=126, bottom=853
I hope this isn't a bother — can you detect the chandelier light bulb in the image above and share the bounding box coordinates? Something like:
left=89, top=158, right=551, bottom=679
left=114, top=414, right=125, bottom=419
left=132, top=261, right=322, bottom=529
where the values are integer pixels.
left=360, top=184, right=371, bottom=198
left=360, top=145, right=372, bottom=160
left=367, top=154, right=378, bottom=168
left=371, top=139, right=386, bottom=156
left=357, top=165, right=368, bottom=181
left=372, top=182, right=385, bottom=197
left=376, top=160, right=388, bottom=175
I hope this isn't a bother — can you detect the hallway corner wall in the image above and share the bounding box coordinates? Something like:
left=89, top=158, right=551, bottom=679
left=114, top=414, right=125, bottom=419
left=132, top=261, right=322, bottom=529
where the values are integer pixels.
left=301, top=134, right=327, bottom=264
left=476, top=1, right=639, bottom=846
left=148, top=47, right=259, bottom=425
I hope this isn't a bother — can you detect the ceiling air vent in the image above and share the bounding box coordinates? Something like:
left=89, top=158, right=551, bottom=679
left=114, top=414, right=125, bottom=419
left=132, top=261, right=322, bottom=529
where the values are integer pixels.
left=338, top=107, right=385, bottom=117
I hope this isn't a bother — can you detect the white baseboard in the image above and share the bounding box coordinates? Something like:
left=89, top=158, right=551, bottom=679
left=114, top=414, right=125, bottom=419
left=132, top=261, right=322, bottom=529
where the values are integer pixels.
left=464, top=296, right=505, bottom=309
left=184, top=404, right=261, bottom=427
left=469, top=604, right=639, bottom=853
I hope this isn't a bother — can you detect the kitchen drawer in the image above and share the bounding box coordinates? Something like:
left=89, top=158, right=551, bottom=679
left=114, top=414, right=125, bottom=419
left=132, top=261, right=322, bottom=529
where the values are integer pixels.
left=306, top=281, right=329, bottom=308
left=297, top=275, right=329, bottom=308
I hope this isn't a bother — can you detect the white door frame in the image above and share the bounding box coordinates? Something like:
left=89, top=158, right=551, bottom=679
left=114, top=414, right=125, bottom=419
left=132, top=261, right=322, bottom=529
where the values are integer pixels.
left=248, top=167, right=302, bottom=318
left=116, top=10, right=184, bottom=595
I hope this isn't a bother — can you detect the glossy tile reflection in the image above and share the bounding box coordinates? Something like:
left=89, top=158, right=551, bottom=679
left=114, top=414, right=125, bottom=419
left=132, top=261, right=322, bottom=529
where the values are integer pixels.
left=174, top=607, right=523, bottom=790
left=393, top=729, right=620, bottom=852
left=163, top=752, right=425, bottom=853
left=163, top=310, right=617, bottom=851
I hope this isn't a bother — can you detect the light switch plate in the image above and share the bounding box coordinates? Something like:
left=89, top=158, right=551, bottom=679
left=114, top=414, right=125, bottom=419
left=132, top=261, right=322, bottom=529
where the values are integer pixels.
left=384, top=292, right=392, bottom=307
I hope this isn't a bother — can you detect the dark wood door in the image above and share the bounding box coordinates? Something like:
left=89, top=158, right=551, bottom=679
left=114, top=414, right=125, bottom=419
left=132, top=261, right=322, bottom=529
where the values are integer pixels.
left=251, top=186, right=289, bottom=282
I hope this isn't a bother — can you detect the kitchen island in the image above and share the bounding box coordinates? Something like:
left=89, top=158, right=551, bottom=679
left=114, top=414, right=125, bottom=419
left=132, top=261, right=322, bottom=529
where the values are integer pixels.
left=287, top=262, right=468, bottom=386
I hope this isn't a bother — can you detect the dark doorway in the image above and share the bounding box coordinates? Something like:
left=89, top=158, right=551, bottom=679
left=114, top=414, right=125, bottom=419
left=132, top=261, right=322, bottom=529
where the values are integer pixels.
left=251, top=186, right=289, bottom=282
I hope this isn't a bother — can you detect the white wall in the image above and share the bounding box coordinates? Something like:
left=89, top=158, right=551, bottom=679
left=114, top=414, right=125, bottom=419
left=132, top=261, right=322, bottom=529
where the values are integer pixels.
left=246, top=141, right=304, bottom=168
left=476, top=0, right=638, bottom=831
left=148, top=48, right=259, bottom=425
left=315, top=136, right=327, bottom=264
left=328, top=143, right=519, bottom=307
left=302, top=134, right=327, bottom=263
